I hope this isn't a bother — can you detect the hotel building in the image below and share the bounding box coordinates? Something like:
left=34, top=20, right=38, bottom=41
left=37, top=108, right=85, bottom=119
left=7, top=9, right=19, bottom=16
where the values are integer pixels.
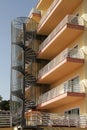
left=11, top=0, right=87, bottom=130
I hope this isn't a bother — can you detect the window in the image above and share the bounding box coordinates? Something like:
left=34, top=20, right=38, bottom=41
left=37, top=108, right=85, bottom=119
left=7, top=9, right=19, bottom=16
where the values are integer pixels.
left=69, top=45, right=79, bottom=58
left=65, top=108, right=79, bottom=115
left=69, top=76, right=79, bottom=92
left=64, top=76, right=79, bottom=92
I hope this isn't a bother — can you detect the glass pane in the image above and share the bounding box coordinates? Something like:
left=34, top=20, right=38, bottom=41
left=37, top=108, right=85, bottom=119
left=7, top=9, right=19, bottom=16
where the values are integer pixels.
left=69, top=45, right=78, bottom=58
left=72, top=108, right=79, bottom=115
left=65, top=108, right=79, bottom=115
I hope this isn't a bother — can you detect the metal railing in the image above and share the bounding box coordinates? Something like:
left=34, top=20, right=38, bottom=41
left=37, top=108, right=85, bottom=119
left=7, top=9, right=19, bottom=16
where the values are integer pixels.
left=38, top=48, right=83, bottom=78
left=0, top=111, right=11, bottom=128
left=12, top=44, right=24, bottom=68
left=38, top=15, right=84, bottom=52
left=25, top=112, right=87, bottom=128
left=38, top=80, right=85, bottom=104
left=38, top=0, right=60, bottom=29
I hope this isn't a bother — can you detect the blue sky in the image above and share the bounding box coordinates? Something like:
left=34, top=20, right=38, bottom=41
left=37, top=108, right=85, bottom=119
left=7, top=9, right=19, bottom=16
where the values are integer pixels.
left=0, top=0, right=37, bottom=100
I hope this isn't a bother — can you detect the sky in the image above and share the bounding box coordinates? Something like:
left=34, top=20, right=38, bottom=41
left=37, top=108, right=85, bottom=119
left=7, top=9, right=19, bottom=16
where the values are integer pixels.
left=0, top=0, right=37, bottom=100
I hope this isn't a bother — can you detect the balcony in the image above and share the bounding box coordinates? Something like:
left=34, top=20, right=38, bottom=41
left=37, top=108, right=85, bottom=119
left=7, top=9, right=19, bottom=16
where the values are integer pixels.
left=37, top=81, right=85, bottom=109
left=29, top=8, right=41, bottom=23
left=37, top=15, right=84, bottom=60
left=37, top=0, right=82, bottom=34
left=36, top=0, right=53, bottom=10
left=37, top=48, right=84, bottom=84
left=25, top=111, right=87, bottom=128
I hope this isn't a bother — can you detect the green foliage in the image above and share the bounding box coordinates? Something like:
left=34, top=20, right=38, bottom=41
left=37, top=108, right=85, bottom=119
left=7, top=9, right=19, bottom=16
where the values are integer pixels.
left=0, top=100, right=10, bottom=111
left=0, top=95, right=2, bottom=102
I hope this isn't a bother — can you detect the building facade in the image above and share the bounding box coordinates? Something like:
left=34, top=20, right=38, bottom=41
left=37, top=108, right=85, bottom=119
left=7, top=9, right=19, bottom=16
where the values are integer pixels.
left=11, top=0, right=87, bottom=130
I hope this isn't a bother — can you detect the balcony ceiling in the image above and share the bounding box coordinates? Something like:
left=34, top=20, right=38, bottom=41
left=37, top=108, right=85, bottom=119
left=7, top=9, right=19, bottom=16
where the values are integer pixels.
left=37, top=24, right=84, bottom=60
left=37, top=57, right=84, bottom=84
left=36, top=0, right=53, bottom=10
left=37, top=0, right=82, bottom=35
left=37, top=92, right=85, bottom=109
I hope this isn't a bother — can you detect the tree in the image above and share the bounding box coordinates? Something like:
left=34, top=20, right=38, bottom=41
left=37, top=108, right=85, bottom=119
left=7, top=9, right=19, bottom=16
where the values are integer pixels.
left=0, top=95, right=2, bottom=102
left=0, top=100, right=10, bottom=111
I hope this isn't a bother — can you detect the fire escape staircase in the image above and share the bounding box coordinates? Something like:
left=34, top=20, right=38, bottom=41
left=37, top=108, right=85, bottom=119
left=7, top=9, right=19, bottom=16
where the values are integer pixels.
left=11, top=31, right=37, bottom=112
left=22, top=31, right=41, bottom=130
left=24, top=31, right=38, bottom=111
left=12, top=19, right=61, bottom=130
left=25, top=98, right=36, bottom=111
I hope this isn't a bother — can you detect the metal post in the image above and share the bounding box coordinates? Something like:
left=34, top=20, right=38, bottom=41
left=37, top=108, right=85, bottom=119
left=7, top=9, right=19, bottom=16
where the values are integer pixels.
left=21, top=22, right=26, bottom=127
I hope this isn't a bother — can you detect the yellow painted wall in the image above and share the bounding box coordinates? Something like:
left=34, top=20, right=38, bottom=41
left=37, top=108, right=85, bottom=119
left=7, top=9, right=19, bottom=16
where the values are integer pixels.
left=49, top=99, right=85, bottom=114
left=73, top=0, right=87, bottom=16
left=82, top=33, right=87, bottom=114
left=82, top=31, right=87, bottom=76
left=73, top=1, right=83, bottom=16
left=82, top=0, right=87, bottom=14
left=81, top=10, right=87, bottom=114
left=52, top=67, right=84, bottom=87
